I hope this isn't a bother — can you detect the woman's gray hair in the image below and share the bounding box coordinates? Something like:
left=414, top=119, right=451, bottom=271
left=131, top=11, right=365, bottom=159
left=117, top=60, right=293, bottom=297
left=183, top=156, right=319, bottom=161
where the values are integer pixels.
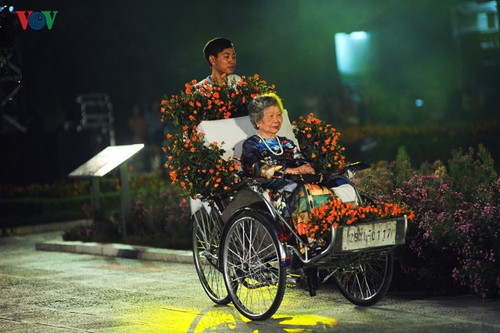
left=247, top=93, right=283, bottom=129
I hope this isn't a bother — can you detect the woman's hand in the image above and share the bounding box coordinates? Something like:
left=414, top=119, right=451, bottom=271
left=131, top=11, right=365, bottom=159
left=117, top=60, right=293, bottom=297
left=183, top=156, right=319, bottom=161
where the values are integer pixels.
left=285, top=164, right=315, bottom=175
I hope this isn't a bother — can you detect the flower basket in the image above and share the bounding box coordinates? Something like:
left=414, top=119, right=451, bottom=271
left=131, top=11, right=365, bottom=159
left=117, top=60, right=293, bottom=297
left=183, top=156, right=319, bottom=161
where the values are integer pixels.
left=303, top=198, right=414, bottom=239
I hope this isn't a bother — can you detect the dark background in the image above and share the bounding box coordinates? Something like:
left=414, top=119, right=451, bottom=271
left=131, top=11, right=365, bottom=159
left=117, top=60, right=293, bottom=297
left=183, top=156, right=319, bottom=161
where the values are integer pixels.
left=1, top=0, right=499, bottom=185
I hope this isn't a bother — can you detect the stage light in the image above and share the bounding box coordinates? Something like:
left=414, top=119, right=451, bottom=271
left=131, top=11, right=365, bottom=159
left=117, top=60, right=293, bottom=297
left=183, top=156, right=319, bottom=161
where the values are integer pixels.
left=350, top=31, right=368, bottom=40
left=335, top=31, right=371, bottom=76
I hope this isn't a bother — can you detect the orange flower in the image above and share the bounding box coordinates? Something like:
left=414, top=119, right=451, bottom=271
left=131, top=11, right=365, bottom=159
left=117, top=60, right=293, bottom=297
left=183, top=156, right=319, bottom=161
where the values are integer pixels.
left=169, top=171, right=177, bottom=182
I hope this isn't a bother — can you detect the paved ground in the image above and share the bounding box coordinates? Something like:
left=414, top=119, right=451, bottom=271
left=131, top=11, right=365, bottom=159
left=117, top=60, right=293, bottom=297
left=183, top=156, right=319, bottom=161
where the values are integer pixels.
left=0, top=221, right=499, bottom=332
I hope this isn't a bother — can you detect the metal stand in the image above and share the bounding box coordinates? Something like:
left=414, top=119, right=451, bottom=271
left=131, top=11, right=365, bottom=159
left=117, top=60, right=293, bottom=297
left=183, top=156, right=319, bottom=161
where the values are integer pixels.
left=76, top=93, right=116, bottom=147
left=69, top=144, right=145, bottom=238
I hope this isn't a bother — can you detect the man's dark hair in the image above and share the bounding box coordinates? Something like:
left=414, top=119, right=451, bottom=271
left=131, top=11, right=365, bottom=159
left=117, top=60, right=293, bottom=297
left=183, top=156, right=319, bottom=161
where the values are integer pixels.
left=203, top=37, right=233, bottom=66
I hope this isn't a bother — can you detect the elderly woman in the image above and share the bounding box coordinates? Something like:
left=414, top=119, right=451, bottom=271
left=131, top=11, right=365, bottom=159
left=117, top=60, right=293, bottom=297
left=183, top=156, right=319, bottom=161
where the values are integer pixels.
left=241, top=93, right=315, bottom=193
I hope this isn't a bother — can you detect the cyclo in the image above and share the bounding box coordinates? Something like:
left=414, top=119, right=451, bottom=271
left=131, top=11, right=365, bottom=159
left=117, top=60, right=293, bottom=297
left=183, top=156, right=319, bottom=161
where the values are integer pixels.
left=190, top=113, right=409, bottom=321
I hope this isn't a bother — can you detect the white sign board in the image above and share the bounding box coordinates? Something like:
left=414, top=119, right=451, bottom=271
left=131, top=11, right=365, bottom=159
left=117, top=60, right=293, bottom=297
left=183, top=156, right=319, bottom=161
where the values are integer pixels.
left=69, top=144, right=144, bottom=178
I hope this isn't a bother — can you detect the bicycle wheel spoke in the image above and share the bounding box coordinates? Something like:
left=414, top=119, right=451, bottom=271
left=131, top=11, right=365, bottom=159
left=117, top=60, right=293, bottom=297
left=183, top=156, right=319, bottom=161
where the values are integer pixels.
left=335, top=250, right=394, bottom=306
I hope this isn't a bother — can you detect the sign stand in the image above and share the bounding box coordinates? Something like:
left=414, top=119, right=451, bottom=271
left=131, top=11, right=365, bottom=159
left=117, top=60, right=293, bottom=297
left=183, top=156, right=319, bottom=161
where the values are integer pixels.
left=68, top=144, right=144, bottom=237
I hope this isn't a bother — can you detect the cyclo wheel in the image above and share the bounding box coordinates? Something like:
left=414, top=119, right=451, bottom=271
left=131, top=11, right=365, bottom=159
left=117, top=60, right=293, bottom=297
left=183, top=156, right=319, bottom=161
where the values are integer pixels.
left=221, top=209, right=286, bottom=321
left=192, top=204, right=230, bottom=305
left=334, top=248, right=394, bottom=306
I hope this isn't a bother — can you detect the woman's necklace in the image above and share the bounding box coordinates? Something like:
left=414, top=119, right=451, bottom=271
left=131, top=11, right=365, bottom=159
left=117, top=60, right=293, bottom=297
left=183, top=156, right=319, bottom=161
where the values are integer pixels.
left=257, top=133, right=284, bottom=156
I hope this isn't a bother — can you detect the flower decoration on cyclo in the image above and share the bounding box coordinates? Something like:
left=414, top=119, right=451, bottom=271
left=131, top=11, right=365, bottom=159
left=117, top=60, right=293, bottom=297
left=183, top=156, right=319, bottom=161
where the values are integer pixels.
left=160, top=74, right=275, bottom=198
left=292, top=113, right=346, bottom=173
left=160, top=73, right=413, bottom=233
left=291, top=113, right=413, bottom=239
left=306, top=199, right=414, bottom=240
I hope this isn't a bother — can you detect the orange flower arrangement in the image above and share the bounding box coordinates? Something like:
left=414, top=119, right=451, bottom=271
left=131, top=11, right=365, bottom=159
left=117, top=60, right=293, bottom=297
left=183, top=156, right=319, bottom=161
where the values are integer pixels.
left=291, top=113, right=413, bottom=235
left=160, top=74, right=276, bottom=198
left=293, top=113, right=346, bottom=174
left=302, top=198, right=414, bottom=239
left=162, top=129, right=240, bottom=198
left=161, top=74, right=275, bottom=129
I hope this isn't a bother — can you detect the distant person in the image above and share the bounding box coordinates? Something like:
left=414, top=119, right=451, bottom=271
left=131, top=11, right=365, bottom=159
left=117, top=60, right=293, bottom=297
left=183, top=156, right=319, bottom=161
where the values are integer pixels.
left=462, top=79, right=484, bottom=119
left=332, top=85, right=361, bottom=126
left=128, top=104, right=146, bottom=144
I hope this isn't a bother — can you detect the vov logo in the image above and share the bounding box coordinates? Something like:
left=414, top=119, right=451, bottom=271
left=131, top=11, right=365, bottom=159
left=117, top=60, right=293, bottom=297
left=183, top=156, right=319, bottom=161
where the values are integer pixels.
left=16, top=11, right=58, bottom=30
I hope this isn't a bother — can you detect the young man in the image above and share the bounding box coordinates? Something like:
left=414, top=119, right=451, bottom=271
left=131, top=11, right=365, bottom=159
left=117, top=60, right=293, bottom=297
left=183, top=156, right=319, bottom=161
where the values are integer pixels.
left=199, top=37, right=238, bottom=86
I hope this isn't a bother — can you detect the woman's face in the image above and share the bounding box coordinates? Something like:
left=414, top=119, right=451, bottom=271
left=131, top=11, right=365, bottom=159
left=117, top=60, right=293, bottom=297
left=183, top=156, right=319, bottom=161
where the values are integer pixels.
left=256, top=105, right=283, bottom=138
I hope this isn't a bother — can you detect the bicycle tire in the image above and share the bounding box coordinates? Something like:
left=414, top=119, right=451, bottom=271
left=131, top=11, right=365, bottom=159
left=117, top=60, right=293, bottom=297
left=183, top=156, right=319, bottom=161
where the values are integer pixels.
left=334, top=249, right=394, bottom=306
left=192, top=205, right=231, bottom=305
left=221, top=209, right=287, bottom=320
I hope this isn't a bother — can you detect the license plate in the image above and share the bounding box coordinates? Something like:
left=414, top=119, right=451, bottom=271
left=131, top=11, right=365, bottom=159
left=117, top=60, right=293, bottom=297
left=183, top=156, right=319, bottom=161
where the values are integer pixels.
left=342, top=220, right=397, bottom=251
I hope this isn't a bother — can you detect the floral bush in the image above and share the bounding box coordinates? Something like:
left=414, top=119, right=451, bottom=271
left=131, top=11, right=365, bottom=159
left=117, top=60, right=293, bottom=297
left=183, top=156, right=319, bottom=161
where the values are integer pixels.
left=355, top=144, right=500, bottom=298
left=160, top=74, right=275, bottom=198
left=292, top=113, right=346, bottom=173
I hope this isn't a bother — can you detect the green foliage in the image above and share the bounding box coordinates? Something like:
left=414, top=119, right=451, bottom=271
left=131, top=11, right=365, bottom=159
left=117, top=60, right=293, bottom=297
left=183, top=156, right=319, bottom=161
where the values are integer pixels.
left=448, top=144, right=497, bottom=201
left=63, top=170, right=191, bottom=250
left=0, top=179, right=120, bottom=230
left=0, top=178, right=119, bottom=199
left=126, top=170, right=190, bottom=249
left=391, top=146, right=415, bottom=188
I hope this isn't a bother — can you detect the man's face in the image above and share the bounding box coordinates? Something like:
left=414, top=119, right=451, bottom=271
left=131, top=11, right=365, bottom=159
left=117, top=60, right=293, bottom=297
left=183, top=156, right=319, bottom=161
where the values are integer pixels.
left=210, top=47, right=236, bottom=75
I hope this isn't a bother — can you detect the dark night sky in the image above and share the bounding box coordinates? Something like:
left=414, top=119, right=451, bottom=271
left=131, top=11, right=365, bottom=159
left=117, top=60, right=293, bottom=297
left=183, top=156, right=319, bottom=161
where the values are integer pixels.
left=2, top=0, right=498, bottom=184
left=11, top=0, right=463, bottom=136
